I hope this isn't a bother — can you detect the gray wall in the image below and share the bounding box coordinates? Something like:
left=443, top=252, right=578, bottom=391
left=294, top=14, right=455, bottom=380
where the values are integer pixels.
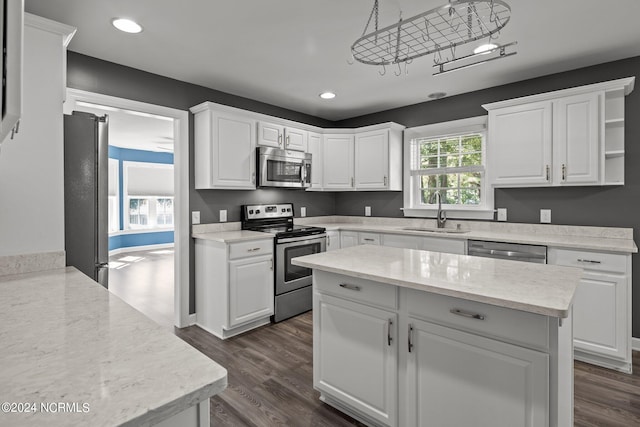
left=336, top=56, right=640, bottom=337
left=67, top=52, right=640, bottom=336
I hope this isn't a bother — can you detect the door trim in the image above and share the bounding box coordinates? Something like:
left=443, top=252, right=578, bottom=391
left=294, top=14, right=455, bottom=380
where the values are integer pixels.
left=64, top=88, right=191, bottom=328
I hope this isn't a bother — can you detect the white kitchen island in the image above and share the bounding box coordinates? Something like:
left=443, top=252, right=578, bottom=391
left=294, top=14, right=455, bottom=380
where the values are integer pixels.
left=0, top=267, right=227, bottom=427
left=293, top=245, right=581, bottom=427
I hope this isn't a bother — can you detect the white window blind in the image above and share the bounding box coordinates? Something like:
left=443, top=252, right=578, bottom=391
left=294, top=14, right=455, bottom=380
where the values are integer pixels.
left=126, top=163, right=174, bottom=196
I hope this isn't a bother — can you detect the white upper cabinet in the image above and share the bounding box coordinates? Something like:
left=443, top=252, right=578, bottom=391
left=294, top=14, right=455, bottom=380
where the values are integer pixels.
left=318, top=124, right=404, bottom=192
left=191, top=103, right=256, bottom=190
left=488, top=101, right=553, bottom=187
left=484, top=77, right=634, bottom=187
left=355, top=129, right=389, bottom=189
left=323, top=134, right=355, bottom=190
left=257, top=121, right=307, bottom=151
left=554, top=93, right=600, bottom=184
left=307, top=132, right=323, bottom=190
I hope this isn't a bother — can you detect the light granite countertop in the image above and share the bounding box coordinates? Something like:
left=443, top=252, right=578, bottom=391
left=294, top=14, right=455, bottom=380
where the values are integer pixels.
left=0, top=267, right=227, bottom=427
left=293, top=244, right=581, bottom=318
left=190, top=216, right=637, bottom=253
left=299, top=219, right=638, bottom=254
left=192, top=229, right=275, bottom=243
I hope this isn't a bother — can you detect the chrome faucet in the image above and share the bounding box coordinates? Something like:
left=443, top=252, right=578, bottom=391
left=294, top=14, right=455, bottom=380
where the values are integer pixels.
left=429, top=191, right=447, bottom=228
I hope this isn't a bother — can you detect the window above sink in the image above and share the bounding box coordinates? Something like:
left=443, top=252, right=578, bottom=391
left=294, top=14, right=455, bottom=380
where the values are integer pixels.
left=403, top=116, right=494, bottom=220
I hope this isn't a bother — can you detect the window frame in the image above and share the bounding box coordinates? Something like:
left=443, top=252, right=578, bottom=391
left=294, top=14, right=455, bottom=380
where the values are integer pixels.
left=403, top=116, right=494, bottom=220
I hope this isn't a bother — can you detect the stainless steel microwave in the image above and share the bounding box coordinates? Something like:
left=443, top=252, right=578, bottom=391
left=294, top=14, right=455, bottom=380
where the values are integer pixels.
left=257, top=147, right=312, bottom=189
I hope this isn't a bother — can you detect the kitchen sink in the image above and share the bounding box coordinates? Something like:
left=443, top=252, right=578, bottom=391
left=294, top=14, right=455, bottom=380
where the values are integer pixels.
left=402, top=227, right=469, bottom=234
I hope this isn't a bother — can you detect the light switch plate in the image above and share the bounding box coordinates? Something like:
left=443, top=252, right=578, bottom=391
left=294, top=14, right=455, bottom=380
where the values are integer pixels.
left=497, top=208, right=507, bottom=222
left=540, top=209, right=551, bottom=224
left=365, top=206, right=372, bottom=216
left=191, top=211, right=200, bottom=225
left=300, top=207, right=307, bottom=217
left=219, top=210, right=227, bottom=222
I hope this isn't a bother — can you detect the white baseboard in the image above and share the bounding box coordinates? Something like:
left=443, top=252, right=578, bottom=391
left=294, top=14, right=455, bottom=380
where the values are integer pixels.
left=109, top=243, right=174, bottom=256
left=188, top=313, right=197, bottom=326
left=632, top=337, right=640, bottom=352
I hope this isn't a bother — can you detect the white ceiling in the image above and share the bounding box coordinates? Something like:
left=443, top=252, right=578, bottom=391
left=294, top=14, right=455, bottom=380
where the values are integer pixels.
left=75, top=104, right=174, bottom=152
left=26, top=0, right=640, bottom=121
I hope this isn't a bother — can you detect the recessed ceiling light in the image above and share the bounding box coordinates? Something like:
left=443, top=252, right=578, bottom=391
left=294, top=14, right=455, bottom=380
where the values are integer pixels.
left=427, top=92, right=446, bottom=100
left=473, top=43, right=498, bottom=54
left=112, top=18, right=143, bottom=34
left=319, top=92, right=336, bottom=100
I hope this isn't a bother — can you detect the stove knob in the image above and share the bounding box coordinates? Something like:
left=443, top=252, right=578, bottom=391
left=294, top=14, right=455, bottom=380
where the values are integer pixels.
left=287, top=208, right=291, bottom=212
left=281, top=208, right=285, bottom=212
left=256, top=210, right=261, bottom=214
left=249, top=210, right=254, bottom=214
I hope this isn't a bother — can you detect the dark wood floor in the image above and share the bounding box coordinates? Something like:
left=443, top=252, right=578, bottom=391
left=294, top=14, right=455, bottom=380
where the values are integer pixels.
left=175, top=312, right=640, bottom=427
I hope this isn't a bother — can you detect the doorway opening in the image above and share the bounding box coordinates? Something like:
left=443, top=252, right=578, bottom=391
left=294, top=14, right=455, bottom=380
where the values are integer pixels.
left=64, top=89, right=190, bottom=328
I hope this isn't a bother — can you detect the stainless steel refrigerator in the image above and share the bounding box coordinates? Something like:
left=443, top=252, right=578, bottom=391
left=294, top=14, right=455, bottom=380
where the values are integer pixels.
left=63, top=111, right=109, bottom=287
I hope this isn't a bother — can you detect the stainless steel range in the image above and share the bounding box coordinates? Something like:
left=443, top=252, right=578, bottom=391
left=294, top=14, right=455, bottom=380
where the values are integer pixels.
left=241, top=203, right=326, bottom=322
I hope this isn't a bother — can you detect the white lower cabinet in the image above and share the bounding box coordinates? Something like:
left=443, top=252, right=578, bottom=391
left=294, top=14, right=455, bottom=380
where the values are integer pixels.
left=548, top=247, right=632, bottom=372
left=326, top=230, right=340, bottom=251
left=314, top=294, right=397, bottom=427
left=228, top=255, right=274, bottom=327
left=195, top=238, right=274, bottom=339
left=340, top=231, right=359, bottom=248
left=314, top=270, right=571, bottom=427
left=405, top=318, right=549, bottom=427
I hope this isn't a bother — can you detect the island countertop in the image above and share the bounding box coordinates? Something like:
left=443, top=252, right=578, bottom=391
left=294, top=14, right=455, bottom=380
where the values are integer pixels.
left=293, top=245, right=581, bottom=318
left=0, top=267, right=227, bottom=427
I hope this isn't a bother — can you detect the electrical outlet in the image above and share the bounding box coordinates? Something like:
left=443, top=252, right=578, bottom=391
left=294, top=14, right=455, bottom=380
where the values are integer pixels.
left=365, top=206, right=372, bottom=217
left=540, top=209, right=551, bottom=224
left=191, top=211, right=200, bottom=225
left=219, top=210, right=227, bottom=222
left=497, top=208, right=507, bottom=222
left=300, top=207, right=307, bottom=217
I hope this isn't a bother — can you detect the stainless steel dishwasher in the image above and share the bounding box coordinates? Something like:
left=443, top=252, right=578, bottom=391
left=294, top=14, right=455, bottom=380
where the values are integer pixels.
left=467, top=240, right=547, bottom=264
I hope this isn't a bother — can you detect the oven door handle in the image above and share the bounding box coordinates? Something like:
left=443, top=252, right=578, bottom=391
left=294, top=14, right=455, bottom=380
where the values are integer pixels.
left=277, top=234, right=327, bottom=244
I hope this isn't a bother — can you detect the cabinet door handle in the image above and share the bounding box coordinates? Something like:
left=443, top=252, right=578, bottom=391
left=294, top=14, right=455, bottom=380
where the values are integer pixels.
left=351, top=177, right=354, bottom=187
left=383, top=175, right=387, bottom=186
left=278, top=133, right=283, bottom=146
left=577, top=258, right=601, bottom=264
left=339, top=283, right=361, bottom=291
left=270, top=258, right=273, bottom=270
left=450, top=308, right=485, bottom=321
left=286, top=135, right=290, bottom=146
left=546, top=165, right=550, bottom=181
left=327, top=235, right=330, bottom=245
left=363, top=238, right=375, bottom=242
left=247, top=247, right=261, bottom=252
left=252, top=172, right=256, bottom=184
left=562, top=164, right=566, bottom=181
left=387, top=319, right=393, bottom=346
left=408, top=324, right=414, bottom=353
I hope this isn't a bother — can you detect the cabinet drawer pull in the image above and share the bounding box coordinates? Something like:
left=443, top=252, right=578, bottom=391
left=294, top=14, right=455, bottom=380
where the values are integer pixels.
left=577, top=258, right=601, bottom=264
left=363, top=238, right=375, bottom=242
left=247, top=247, right=261, bottom=252
left=339, top=283, right=361, bottom=291
left=408, top=324, right=414, bottom=353
left=450, top=308, right=485, bottom=321
left=387, top=319, right=393, bottom=346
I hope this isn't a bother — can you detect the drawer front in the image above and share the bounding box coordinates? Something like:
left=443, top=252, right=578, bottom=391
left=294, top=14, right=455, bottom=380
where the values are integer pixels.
left=314, top=270, right=397, bottom=310
left=229, top=239, right=273, bottom=260
left=405, top=288, right=549, bottom=350
left=359, top=232, right=381, bottom=245
left=548, top=248, right=627, bottom=274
